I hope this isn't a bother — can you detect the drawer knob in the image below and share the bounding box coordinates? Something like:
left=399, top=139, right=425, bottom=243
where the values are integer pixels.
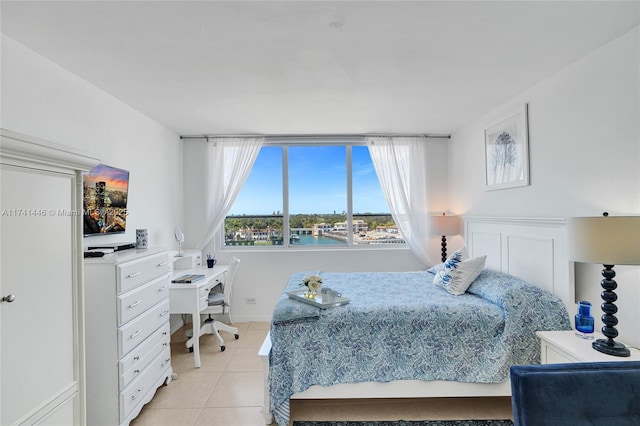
left=127, top=272, right=141, bottom=278
left=134, top=369, right=140, bottom=374
left=130, top=330, right=142, bottom=339
left=129, top=300, right=142, bottom=308
left=1, top=294, right=15, bottom=303
left=133, top=356, right=140, bottom=361
left=160, top=310, right=169, bottom=317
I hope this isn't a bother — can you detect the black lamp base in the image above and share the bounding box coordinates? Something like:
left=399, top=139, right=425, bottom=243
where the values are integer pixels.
left=592, top=264, right=631, bottom=357
left=440, top=236, right=448, bottom=263
left=592, top=338, right=630, bottom=357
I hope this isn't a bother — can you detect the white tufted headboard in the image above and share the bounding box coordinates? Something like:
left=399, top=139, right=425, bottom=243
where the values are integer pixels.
left=464, top=216, right=575, bottom=311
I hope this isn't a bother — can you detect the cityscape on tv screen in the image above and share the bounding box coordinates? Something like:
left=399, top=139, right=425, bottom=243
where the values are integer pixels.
left=83, top=164, right=129, bottom=235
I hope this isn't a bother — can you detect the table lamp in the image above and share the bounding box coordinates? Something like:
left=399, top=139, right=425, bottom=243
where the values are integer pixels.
left=567, top=213, right=640, bottom=357
left=431, top=213, right=461, bottom=263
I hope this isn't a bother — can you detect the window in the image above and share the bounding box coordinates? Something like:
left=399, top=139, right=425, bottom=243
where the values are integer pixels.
left=224, top=143, right=404, bottom=248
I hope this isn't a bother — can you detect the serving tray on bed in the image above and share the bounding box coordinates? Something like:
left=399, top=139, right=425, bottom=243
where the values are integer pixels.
left=286, top=289, right=350, bottom=309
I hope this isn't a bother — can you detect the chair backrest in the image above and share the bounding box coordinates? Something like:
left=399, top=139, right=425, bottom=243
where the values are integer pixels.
left=510, top=361, right=640, bottom=426
left=223, top=256, right=240, bottom=307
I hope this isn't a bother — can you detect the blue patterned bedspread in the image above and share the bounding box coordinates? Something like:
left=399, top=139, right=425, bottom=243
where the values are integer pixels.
left=269, top=269, right=571, bottom=426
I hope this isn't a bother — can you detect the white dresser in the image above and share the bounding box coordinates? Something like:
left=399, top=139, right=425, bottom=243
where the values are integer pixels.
left=84, top=247, right=173, bottom=426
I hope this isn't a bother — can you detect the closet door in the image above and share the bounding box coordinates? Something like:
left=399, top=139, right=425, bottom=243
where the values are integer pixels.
left=0, top=129, right=97, bottom=426
left=0, top=164, right=79, bottom=425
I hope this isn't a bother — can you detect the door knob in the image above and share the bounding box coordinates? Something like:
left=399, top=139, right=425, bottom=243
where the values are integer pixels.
left=2, top=294, right=15, bottom=303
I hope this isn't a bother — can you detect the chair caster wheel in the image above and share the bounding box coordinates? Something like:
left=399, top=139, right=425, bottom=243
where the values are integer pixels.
left=234, top=334, right=239, bottom=340
left=220, top=346, right=226, bottom=352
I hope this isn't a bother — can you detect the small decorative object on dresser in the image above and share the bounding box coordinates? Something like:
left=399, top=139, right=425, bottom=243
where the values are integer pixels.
left=136, top=228, right=148, bottom=248
left=568, top=213, right=640, bottom=357
left=574, top=300, right=595, bottom=339
left=174, top=226, right=185, bottom=257
left=207, top=253, right=216, bottom=268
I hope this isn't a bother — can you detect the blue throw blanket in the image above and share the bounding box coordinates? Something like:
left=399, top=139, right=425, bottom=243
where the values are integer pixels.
left=269, top=269, right=571, bottom=426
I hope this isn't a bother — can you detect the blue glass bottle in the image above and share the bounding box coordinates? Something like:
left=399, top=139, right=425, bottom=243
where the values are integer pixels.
left=575, top=300, right=595, bottom=339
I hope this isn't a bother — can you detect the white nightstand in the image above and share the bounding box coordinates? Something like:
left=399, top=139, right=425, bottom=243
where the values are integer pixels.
left=537, top=330, right=640, bottom=364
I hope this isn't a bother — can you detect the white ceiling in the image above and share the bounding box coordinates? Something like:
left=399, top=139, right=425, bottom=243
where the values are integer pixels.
left=2, top=1, right=639, bottom=136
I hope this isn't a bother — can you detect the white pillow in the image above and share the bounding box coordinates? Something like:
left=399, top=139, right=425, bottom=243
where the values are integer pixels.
left=433, top=253, right=487, bottom=296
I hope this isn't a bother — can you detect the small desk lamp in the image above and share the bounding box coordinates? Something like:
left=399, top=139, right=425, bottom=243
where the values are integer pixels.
left=568, top=213, right=640, bottom=357
left=431, top=213, right=461, bottom=263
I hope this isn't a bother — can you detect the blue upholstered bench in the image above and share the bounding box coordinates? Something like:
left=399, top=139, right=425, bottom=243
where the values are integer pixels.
left=510, top=361, right=640, bottom=426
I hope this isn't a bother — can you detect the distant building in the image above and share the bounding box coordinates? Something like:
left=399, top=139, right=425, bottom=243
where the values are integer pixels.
left=333, top=220, right=368, bottom=233
left=313, top=223, right=332, bottom=236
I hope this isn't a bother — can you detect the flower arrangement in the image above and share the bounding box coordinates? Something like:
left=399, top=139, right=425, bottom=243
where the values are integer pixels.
left=301, top=274, right=323, bottom=298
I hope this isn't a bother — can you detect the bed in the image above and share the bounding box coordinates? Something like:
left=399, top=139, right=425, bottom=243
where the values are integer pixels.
left=260, top=217, right=575, bottom=426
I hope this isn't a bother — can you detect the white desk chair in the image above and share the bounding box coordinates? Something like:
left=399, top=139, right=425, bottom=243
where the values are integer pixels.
left=187, top=257, right=240, bottom=352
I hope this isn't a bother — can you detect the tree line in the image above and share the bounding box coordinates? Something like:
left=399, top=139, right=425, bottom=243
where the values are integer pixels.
left=224, top=213, right=396, bottom=240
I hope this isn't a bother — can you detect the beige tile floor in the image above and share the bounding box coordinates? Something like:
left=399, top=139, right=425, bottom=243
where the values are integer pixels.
left=131, top=321, right=513, bottom=426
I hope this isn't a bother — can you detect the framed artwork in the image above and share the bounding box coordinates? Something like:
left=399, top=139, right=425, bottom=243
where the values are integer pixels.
left=484, top=104, right=529, bottom=190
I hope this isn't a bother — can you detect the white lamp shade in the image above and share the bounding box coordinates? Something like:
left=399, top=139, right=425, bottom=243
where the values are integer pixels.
left=431, top=214, right=461, bottom=236
left=568, top=216, right=640, bottom=265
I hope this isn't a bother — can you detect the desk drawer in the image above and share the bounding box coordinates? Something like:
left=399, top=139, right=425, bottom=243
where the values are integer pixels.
left=199, top=295, right=209, bottom=312
left=117, top=252, right=171, bottom=294
left=118, top=322, right=170, bottom=390
left=198, top=277, right=221, bottom=311
left=119, top=346, right=171, bottom=422
left=118, top=275, right=170, bottom=326
left=118, top=299, right=170, bottom=358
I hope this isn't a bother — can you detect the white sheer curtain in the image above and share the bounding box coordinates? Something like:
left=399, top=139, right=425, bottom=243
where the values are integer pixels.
left=196, top=137, right=263, bottom=250
left=368, top=136, right=435, bottom=266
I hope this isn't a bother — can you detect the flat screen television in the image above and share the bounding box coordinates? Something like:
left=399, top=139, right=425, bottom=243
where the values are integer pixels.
left=83, top=164, right=130, bottom=236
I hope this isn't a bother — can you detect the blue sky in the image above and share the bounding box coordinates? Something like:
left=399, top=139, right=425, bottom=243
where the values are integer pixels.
left=229, top=146, right=390, bottom=215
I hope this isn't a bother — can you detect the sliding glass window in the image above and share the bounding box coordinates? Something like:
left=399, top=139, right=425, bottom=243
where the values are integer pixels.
left=223, top=143, right=405, bottom=249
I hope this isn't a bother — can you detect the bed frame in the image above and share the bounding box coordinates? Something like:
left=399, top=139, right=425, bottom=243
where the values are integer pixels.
left=259, top=216, right=574, bottom=424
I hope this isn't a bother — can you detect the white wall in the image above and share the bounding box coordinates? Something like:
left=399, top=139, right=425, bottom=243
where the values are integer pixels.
left=182, top=139, right=451, bottom=322
left=449, top=27, right=640, bottom=348
left=1, top=35, right=183, bottom=248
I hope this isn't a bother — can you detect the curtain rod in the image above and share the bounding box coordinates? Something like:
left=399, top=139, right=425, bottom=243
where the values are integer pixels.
left=180, top=133, right=450, bottom=140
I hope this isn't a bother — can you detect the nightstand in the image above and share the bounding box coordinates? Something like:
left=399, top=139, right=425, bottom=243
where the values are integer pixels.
left=537, top=330, right=640, bottom=364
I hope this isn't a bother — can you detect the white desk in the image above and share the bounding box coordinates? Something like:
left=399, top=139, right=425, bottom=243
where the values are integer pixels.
left=169, top=264, right=228, bottom=368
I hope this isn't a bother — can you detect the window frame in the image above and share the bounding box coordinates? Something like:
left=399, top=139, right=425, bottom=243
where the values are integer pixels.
left=220, top=139, right=408, bottom=251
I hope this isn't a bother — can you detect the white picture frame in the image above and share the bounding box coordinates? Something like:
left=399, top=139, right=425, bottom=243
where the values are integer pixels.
left=484, top=104, right=529, bottom=190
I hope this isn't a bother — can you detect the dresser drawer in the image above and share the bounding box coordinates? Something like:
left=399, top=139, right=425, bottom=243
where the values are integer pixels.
left=118, top=299, right=170, bottom=358
left=117, top=252, right=171, bottom=294
left=119, top=346, right=171, bottom=422
left=117, top=275, right=170, bottom=326
left=118, top=322, right=170, bottom=390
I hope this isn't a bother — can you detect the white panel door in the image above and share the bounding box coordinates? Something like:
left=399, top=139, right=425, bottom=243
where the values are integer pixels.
left=1, top=165, right=78, bottom=425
